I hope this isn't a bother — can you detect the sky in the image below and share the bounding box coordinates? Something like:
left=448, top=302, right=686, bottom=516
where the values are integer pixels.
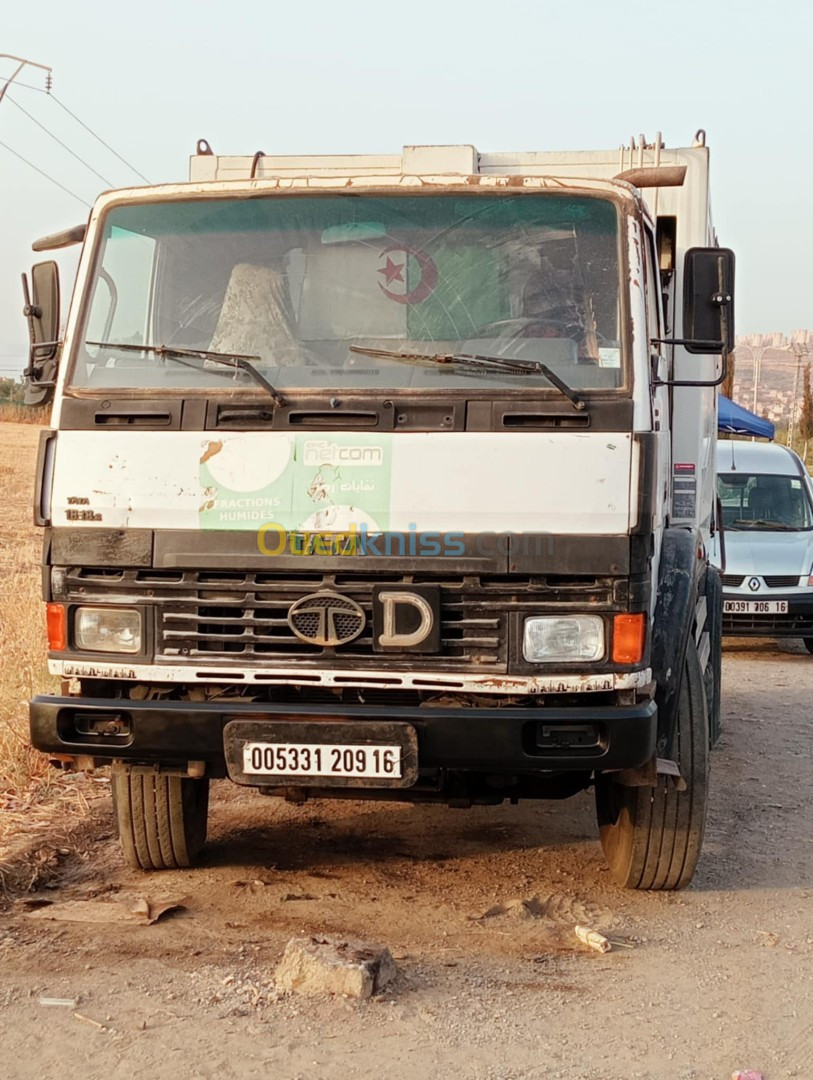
left=1, top=0, right=811, bottom=379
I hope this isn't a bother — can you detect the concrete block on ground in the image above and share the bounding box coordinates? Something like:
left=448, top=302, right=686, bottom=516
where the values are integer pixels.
left=274, top=935, right=397, bottom=999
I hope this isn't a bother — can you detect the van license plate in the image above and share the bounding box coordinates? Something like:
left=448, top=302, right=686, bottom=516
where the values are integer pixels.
left=723, top=600, right=788, bottom=614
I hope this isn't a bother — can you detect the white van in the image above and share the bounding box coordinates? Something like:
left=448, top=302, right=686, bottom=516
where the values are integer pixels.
left=713, top=439, right=813, bottom=650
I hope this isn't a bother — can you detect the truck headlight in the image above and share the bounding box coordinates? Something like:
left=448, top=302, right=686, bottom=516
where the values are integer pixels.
left=523, top=615, right=604, bottom=663
left=75, top=607, right=142, bottom=654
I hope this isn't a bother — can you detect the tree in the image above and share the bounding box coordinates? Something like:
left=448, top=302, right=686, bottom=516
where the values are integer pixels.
left=721, top=348, right=735, bottom=400
left=0, top=377, right=25, bottom=406
left=799, top=361, right=813, bottom=465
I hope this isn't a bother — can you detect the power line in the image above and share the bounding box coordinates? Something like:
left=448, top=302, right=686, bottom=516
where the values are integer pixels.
left=0, top=137, right=91, bottom=207
left=3, top=65, right=151, bottom=185
left=51, top=94, right=151, bottom=184
left=0, top=54, right=52, bottom=106
left=4, top=78, right=50, bottom=94
left=6, top=94, right=115, bottom=187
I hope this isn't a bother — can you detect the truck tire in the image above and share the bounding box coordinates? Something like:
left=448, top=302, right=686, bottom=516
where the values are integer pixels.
left=803, top=639, right=813, bottom=655
left=595, top=637, right=709, bottom=890
left=112, top=766, right=209, bottom=870
left=704, top=566, right=723, bottom=747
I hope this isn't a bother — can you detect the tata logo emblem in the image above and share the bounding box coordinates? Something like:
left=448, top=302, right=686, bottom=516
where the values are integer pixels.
left=372, top=585, right=441, bottom=653
left=748, top=577, right=761, bottom=592
left=287, top=592, right=366, bottom=647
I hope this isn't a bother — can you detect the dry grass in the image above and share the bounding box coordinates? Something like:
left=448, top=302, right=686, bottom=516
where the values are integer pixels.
left=0, top=556, right=52, bottom=793
left=0, top=424, right=51, bottom=792
left=0, top=423, right=102, bottom=892
left=0, top=405, right=48, bottom=425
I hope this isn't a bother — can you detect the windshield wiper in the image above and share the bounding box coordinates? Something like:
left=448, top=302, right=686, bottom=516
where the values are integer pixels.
left=729, top=518, right=797, bottom=531
left=348, top=345, right=585, bottom=411
left=86, top=341, right=286, bottom=407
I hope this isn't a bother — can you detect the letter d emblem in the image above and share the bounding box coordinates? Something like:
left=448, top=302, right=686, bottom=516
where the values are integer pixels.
left=372, top=585, right=441, bottom=653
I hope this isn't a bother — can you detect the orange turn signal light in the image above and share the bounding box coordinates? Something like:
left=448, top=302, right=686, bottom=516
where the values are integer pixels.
left=612, top=613, right=645, bottom=665
left=46, top=603, right=67, bottom=652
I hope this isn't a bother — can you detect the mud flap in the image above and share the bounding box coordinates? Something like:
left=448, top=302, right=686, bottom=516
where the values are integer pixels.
left=614, top=756, right=688, bottom=791
left=650, top=528, right=701, bottom=759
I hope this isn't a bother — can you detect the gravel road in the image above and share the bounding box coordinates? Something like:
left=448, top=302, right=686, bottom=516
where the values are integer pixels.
left=1, top=640, right=811, bottom=1080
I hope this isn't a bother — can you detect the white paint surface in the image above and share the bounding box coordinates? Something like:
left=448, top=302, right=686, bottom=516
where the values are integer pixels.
left=49, top=430, right=634, bottom=534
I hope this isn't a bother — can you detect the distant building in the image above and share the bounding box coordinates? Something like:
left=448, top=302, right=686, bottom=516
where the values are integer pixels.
left=730, top=331, right=812, bottom=425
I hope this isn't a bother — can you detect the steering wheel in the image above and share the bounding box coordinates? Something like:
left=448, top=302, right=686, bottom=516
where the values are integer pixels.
left=475, top=317, right=601, bottom=365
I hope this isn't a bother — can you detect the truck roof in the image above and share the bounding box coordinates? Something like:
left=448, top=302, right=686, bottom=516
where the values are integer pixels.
left=182, top=138, right=711, bottom=239
left=188, top=137, right=709, bottom=186
left=85, top=172, right=650, bottom=224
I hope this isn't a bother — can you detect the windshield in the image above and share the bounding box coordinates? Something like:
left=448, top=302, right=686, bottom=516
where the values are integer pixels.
left=70, top=192, right=625, bottom=394
left=718, top=472, right=813, bottom=531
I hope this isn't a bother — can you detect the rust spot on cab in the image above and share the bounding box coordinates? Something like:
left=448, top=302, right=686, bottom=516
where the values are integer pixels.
left=200, top=440, right=223, bottom=464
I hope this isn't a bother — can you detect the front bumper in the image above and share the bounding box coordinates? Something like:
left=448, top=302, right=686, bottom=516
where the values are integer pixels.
left=30, top=695, right=657, bottom=777
left=722, top=590, right=813, bottom=637
left=47, top=658, right=653, bottom=695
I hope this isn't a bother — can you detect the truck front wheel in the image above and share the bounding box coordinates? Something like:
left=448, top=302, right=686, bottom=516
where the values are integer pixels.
left=595, top=637, right=709, bottom=889
left=112, top=765, right=209, bottom=870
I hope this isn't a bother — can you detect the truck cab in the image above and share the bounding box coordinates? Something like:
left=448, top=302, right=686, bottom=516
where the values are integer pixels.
left=24, top=136, right=732, bottom=888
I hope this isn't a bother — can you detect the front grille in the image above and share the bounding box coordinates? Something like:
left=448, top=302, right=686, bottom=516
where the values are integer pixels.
left=723, top=611, right=813, bottom=635
left=763, top=575, right=800, bottom=588
left=721, top=574, right=744, bottom=588
left=61, top=567, right=619, bottom=670
left=162, top=574, right=502, bottom=666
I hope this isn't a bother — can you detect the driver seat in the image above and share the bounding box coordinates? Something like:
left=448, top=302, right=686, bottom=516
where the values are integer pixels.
left=748, top=482, right=774, bottom=520
left=209, top=263, right=307, bottom=367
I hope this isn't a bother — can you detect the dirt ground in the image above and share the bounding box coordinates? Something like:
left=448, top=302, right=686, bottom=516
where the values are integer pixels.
left=0, top=422, right=811, bottom=1079
left=0, top=642, right=809, bottom=1080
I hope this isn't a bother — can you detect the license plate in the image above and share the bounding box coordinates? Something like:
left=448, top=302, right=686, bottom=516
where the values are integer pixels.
left=242, top=741, right=401, bottom=779
left=223, top=719, right=419, bottom=788
left=723, top=599, right=789, bottom=614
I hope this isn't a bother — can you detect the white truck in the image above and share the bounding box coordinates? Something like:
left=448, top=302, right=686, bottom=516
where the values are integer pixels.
left=24, top=132, right=732, bottom=888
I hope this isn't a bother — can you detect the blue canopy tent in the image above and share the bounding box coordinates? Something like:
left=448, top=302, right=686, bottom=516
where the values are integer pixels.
left=718, top=395, right=775, bottom=439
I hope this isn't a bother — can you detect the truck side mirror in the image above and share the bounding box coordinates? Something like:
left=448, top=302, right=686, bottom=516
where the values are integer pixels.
left=682, top=247, right=735, bottom=355
left=22, top=261, right=61, bottom=406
